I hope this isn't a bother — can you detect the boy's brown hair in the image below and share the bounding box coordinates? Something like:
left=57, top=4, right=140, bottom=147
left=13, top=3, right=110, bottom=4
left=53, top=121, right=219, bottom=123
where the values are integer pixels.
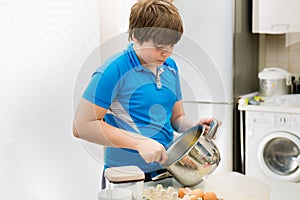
left=128, top=0, right=183, bottom=46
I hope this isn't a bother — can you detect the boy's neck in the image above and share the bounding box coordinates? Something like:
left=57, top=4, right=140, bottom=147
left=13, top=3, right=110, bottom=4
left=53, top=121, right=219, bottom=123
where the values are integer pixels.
left=143, top=64, right=158, bottom=74
left=133, top=45, right=159, bottom=74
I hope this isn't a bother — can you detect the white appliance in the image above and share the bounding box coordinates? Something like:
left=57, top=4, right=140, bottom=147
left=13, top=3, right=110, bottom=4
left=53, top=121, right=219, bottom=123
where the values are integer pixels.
left=241, top=95, right=300, bottom=182
left=173, top=0, right=233, bottom=172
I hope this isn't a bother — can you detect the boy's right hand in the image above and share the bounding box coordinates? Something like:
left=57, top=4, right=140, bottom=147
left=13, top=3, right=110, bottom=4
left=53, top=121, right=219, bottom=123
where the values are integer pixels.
left=135, top=138, right=168, bottom=164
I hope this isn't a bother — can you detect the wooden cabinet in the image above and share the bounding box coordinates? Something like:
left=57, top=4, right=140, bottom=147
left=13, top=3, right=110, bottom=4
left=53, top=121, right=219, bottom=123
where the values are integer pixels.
left=253, top=0, right=300, bottom=34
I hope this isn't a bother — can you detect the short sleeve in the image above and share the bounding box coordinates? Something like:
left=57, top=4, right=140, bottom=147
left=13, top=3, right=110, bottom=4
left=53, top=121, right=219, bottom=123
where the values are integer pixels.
left=83, top=65, right=120, bottom=109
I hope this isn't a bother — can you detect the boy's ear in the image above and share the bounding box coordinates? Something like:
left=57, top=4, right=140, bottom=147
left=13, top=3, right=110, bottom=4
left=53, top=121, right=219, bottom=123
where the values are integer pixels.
left=132, top=35, right=139, bottom=43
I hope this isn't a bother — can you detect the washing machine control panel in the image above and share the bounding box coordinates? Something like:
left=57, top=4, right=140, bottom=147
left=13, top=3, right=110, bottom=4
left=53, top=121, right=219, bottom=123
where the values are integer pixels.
left=275, top=114, right=300, bottom=131
left=248, top=112, right=300, bottom=133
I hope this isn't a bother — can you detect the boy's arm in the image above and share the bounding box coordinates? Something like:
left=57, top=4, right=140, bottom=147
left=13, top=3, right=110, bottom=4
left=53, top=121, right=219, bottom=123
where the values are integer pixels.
left=171, top=100, right=195, bottom=133
left=171, top=100, right=213, bottom=134
left=73, top=98, right=168, bottom=164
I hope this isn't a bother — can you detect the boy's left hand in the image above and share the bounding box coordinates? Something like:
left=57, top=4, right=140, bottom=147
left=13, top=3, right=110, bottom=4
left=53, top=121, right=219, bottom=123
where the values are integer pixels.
left=198, top=118, right=221, bottom=135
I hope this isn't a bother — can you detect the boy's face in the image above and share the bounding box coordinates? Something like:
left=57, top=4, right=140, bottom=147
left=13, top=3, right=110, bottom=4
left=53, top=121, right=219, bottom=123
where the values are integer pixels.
left=134, top=39, right=174, bottom=68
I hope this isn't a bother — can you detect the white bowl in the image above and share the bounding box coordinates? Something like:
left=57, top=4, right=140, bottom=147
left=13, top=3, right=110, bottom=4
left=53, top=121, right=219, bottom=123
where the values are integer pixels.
left=98, top=188, right=132, bottom=200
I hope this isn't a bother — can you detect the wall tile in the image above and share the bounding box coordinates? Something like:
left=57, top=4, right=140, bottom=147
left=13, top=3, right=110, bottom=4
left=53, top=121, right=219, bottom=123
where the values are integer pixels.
left=265, top=34, right=300, bottom=74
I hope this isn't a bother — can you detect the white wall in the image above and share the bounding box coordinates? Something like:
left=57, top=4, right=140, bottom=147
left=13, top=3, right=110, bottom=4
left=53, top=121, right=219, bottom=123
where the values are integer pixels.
left=99, top=0, right=135, bottom=43
left=0, top=1, right=102, bottom=199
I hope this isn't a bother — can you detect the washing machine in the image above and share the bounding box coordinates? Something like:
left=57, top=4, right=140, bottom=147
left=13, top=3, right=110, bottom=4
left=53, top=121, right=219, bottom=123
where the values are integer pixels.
left=240, top=95, right=300, bottom=183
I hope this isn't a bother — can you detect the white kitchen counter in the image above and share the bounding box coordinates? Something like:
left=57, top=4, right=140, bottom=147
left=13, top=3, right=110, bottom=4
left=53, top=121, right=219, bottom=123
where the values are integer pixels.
left=238, top=104, right=300, bottom=114
left=143, top=174, right=300, bottom=200
left=238, top=94, right=300, bottom=114
left=258, top=178, right=300, bottom=200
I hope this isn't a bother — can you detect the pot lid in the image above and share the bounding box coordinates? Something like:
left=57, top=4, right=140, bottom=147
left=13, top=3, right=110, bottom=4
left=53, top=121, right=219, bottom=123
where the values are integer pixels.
left=259, top=67, right=290, bottom=79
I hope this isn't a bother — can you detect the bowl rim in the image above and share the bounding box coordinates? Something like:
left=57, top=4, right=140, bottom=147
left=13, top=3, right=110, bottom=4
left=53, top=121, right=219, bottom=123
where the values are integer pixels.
left=164, top=125, right=205, bottom=167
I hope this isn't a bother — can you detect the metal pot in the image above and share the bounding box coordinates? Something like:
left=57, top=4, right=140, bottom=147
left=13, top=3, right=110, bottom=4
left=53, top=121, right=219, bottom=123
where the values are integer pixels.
left=161, top=120, right=221, bottom=187
left=258, top=67, right=292, bottom=97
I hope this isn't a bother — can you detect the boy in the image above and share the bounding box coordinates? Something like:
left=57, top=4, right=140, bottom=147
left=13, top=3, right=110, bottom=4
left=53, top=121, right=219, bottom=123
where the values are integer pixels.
left=73, top=0, right=214, bottom=184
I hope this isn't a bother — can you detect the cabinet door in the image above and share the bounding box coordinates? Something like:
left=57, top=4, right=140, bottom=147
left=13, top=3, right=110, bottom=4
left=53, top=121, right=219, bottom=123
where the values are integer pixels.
left=253, top=0, right=300, bottom=33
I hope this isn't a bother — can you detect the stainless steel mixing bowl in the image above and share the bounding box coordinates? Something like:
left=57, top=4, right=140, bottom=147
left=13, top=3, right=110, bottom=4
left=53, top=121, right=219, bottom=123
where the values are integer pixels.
left=163, top=120, right=221, bottom=186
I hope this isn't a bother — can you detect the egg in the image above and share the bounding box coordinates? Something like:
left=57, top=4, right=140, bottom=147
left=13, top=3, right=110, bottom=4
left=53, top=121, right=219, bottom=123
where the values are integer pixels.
left=203, top=191, right=218, bottom=200
left=177, top=187, right=191, bottom=198
left=178, top=188, right=185, bottom=198
left=189, top=195, right=198, bottom=200
left=191, top=188, right=204, bottom=198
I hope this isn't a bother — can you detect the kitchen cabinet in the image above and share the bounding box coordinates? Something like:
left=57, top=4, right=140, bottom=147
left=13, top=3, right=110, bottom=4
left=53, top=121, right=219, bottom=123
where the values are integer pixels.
left=253, top=0, right=300, bottom=34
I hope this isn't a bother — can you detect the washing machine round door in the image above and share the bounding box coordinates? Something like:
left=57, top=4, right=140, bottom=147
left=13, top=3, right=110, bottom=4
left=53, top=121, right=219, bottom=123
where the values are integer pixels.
left=257, top=131, right=300, bottom=182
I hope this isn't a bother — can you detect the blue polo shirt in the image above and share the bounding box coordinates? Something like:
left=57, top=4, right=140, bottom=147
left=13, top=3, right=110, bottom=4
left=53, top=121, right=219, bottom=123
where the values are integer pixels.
left=83, top=43, right=182, bottom=173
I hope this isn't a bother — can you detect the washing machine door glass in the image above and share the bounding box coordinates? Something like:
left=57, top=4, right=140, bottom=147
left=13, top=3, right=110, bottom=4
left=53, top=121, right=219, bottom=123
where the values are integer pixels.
left=264, top=137, right=300, bottom=176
